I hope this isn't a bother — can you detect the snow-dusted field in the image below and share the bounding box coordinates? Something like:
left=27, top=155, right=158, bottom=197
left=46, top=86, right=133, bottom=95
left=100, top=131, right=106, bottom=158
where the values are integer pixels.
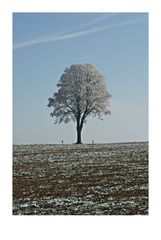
left=13, top=142, right=148, bottom=215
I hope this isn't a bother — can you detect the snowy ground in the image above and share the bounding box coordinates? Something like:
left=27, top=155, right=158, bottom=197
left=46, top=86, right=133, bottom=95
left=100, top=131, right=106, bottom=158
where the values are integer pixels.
left=13, top=142, right=148, bottom=215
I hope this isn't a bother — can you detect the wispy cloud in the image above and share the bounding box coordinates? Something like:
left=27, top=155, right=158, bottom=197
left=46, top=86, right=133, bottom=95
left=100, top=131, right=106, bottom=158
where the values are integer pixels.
left=14, top=14, right=117, bottom=50
left=84, top=13, right=119, bottom=27
left=14, top=15, right=146, bottom=50
left=79, top=56, right=94, bottom=61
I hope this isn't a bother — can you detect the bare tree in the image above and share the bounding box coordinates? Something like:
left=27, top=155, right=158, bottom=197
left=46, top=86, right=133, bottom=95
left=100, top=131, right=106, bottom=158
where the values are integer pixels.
left=47, top=64, right=111, bottom=144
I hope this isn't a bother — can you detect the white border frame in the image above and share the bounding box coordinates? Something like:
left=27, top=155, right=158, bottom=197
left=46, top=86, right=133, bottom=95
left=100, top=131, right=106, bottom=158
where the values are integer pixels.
left=0, top=1, right=161, bottom=239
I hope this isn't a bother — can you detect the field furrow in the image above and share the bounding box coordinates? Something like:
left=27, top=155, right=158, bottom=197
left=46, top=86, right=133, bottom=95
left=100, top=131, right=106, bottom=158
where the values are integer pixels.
left=13, top=142, right=148, bottom=215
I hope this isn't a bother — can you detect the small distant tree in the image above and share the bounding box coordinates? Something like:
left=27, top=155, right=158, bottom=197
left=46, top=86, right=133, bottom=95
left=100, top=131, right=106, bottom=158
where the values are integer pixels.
left=47, top=64, right=111, bottom=144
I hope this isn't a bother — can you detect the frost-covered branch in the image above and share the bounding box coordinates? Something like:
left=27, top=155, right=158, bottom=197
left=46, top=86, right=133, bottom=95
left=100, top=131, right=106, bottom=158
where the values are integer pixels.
left=47, top=63, right=111, bottom=143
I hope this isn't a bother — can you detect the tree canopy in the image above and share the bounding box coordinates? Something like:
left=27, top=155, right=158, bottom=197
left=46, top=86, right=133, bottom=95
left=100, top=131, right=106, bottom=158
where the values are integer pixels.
left=48, top=64, right=111, bottom=143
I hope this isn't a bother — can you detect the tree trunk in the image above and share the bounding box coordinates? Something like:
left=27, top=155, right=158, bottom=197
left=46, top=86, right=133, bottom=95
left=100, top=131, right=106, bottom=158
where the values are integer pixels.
left=76, top=125, right=82, bottom=144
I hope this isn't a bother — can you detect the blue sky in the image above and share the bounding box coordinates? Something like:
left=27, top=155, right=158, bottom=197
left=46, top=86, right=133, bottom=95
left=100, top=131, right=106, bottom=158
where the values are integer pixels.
left=13, top=12, right=148, bottom=144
